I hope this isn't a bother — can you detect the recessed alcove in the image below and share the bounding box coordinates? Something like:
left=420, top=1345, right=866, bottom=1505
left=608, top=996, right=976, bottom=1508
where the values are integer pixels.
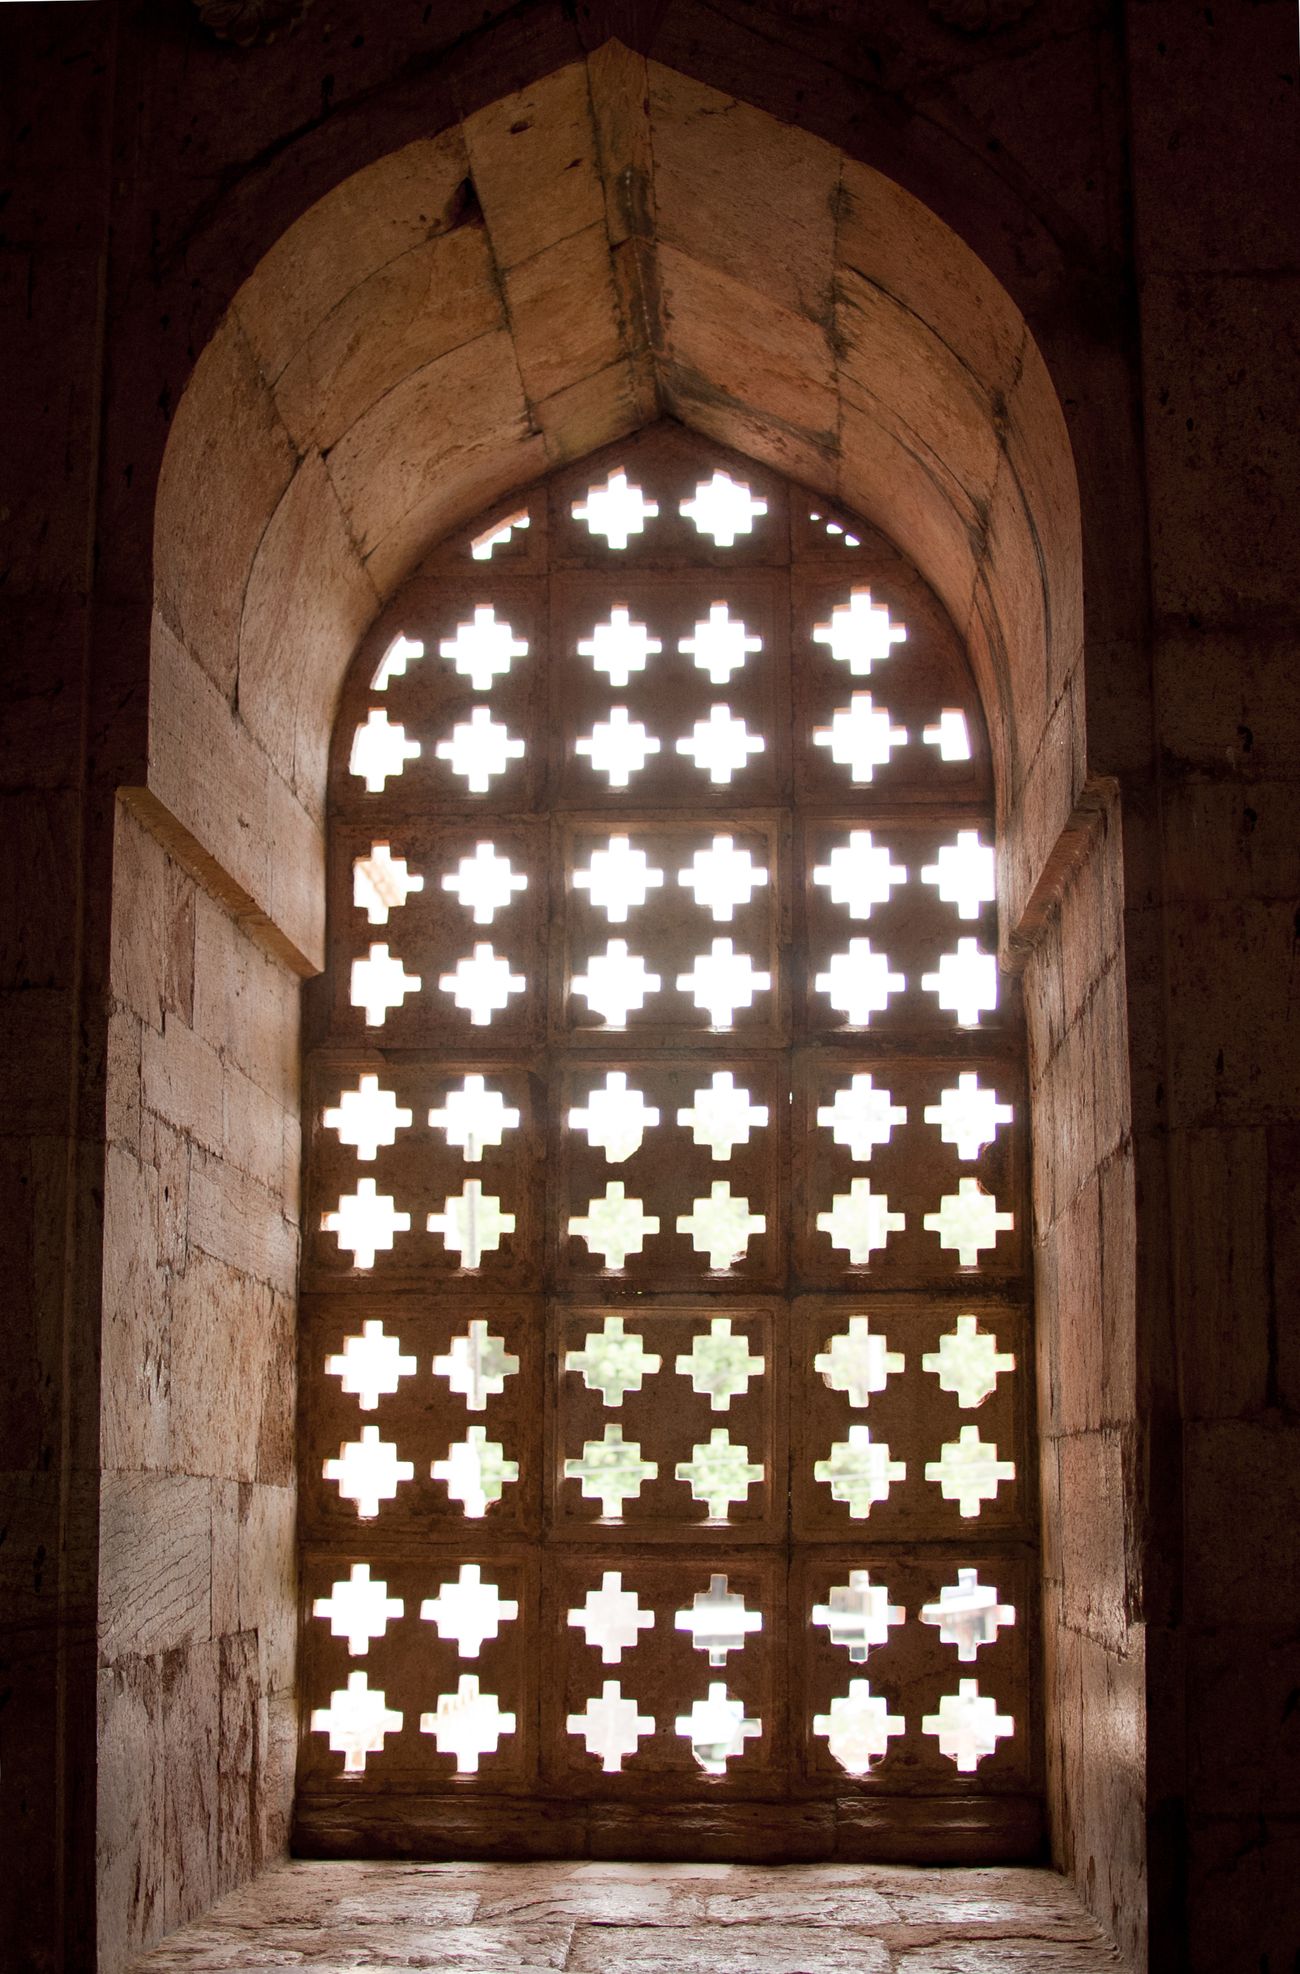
left=99, top=42, right=1140, bottom=1974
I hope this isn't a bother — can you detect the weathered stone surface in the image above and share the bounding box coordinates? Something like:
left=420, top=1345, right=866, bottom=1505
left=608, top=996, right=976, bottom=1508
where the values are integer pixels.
left=153, top=313, right=297, bottom=700
left=1165, top=900, right=1300, bottom=1128
left=100, top=1145, right=173, bottom=1473
left=191, top=888, right=302, bottom=1114
left=567, top=1923, right=891, bottom=1971
left=702, top=1884, right=899, bottom=1926
left=837, top=268, right=1002, bottom=515
left=218, top=1630, right=261, bottom=1896
left=464, top=64, right=605, bottom=271
left=233, top=132, right=476, bottom=386
left=504, top=221, right=625, bottom=406
left=835, top=161, right=1026, bottom=403
left=142, top=1012, right=225, bottom=1158
left=535, top=356, right=655, bottom=468
left=162, top=1640, right=221, bottom=1935
left=237, top=452, right=378, bottom=819
left=262, top=1685, right=298, bottom=1859
left=651, top=69, right=839, bottom=324
left=99, top=1471, right=212, bottom=1661
left=167, top=1254, right=271, bottom=1483
left=1161, top=776, right=1300, bottom=906
left=658, top=245, right=837, bottom=448
left=148, top=620, right=316, bottom=973
left=1155, top=626, right=1300, bottom=779
left=238, top=1482, right=297, bottom=1696
left=98, top=1658, right=165, bottom=1971
left=270, top=223, right=503, bottom=455
left=326, top=327, right=533, bottom=563
left=1057, top=1430, right=1130, bottom=1658
left=587, top=40, right=652, bottom=248
left=111, top=801, right=198, bottom=1030
left=126, top=1860, right=1121, bottom=1973
left=895, top=1945, right=1117, bottom=1970
left=187, top=1146, right=297, bottom=1291
left=133, top=1917, right=574, bottom=1969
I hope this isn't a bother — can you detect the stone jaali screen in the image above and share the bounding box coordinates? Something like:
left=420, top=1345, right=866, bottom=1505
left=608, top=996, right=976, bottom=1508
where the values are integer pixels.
left=297, top=428, right=1039, bottom=1857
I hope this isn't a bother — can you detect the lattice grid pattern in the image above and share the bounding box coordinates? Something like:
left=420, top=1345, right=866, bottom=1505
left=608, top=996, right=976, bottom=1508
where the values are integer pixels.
left=300, top=429, right=1037, bottom=1855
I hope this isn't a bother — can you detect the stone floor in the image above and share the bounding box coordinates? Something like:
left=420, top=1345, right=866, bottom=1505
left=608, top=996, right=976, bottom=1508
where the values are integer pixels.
left=127, top=1859, right=1123, bottom=1971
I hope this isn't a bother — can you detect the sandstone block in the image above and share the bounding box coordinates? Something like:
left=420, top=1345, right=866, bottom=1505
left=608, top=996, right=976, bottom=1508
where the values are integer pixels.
left=1057, top=1428, right=1129, bottom=1657
left=504, top=221, right=625, bottom=406
left=657, top=245, right=837, bottom=450
left=1155, top=625, right=1300, bottom=779
left=233, top=131, right=475, bottom=386
left=167, top=1249, right=272, bottom=1484
left=220, top=1058, right=288, bottom=1195
left=587, top=41, right=652, bottom=248
left=210, top=1478, right=240, bottom=1639
left=673, top=386, right=834, bottom=506
left=100, top=1143, right=172, bottom=1474
left=1048, top=1169, right=1103, bottom=1438
left=1165, top=899, right=1300, bottom=1127
left=650, top=68, right=838, bottom=324
left=1097, top=1147, right=1138, bottom=1427
left=111, top=798, right=197, bottom=1029
left=1162, top=775, right=1300, bottom=906
left=96, top=1656, right=164, bottom=1970
left=326, top=327, right=534, bottom=565
left=262, top=1687, right=298, bottom=1861
left=238, top=1481, right=297, bottom=1696
left=836, top=160, right=1025, bottom=402
left=98, top=1470, right=211, bottom=1661
left=192, top=887, right=300, bottom=1114
left=148, top=621, right=275, bottom=938
left=534, top=358, right=653, bottom=476
left=154, top=312, right=297, bottom=698
left=237, top=451, right=378, bottom=815
left=218, top=1628, right=261, bottom=1894
left=106, top=1004, right=143, bottom=1156
left=161, top=1637, right=220, bottom=1934
left=141, top=1010, right=223, bottom=1157
left=837, top=267, right=1001, bottom=517
left=463, top=63, right=604, bottom=272
left=187, top=1145, right=297, bottom=1291
left=270, top=222, right=503, bottom=455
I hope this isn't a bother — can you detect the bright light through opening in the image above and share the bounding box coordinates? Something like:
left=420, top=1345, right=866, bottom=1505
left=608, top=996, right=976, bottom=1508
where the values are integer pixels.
left=679, top=471, right=768, bottom=546
left=572, top=470, right=659, bottom=549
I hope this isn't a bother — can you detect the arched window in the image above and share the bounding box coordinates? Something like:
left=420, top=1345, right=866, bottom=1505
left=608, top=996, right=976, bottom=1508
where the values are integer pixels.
left=298, top=424, right=1038, bottom=1858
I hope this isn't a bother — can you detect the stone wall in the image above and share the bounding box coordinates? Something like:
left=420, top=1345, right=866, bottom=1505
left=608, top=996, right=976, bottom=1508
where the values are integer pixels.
left=0, top=8, right=115, bottom=1966
left=1022, top=788, right=1144, bottom=1969
left=1127, top=8, right=1300, bottom=1962
left=96, top=803, right=300, bottom=1971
